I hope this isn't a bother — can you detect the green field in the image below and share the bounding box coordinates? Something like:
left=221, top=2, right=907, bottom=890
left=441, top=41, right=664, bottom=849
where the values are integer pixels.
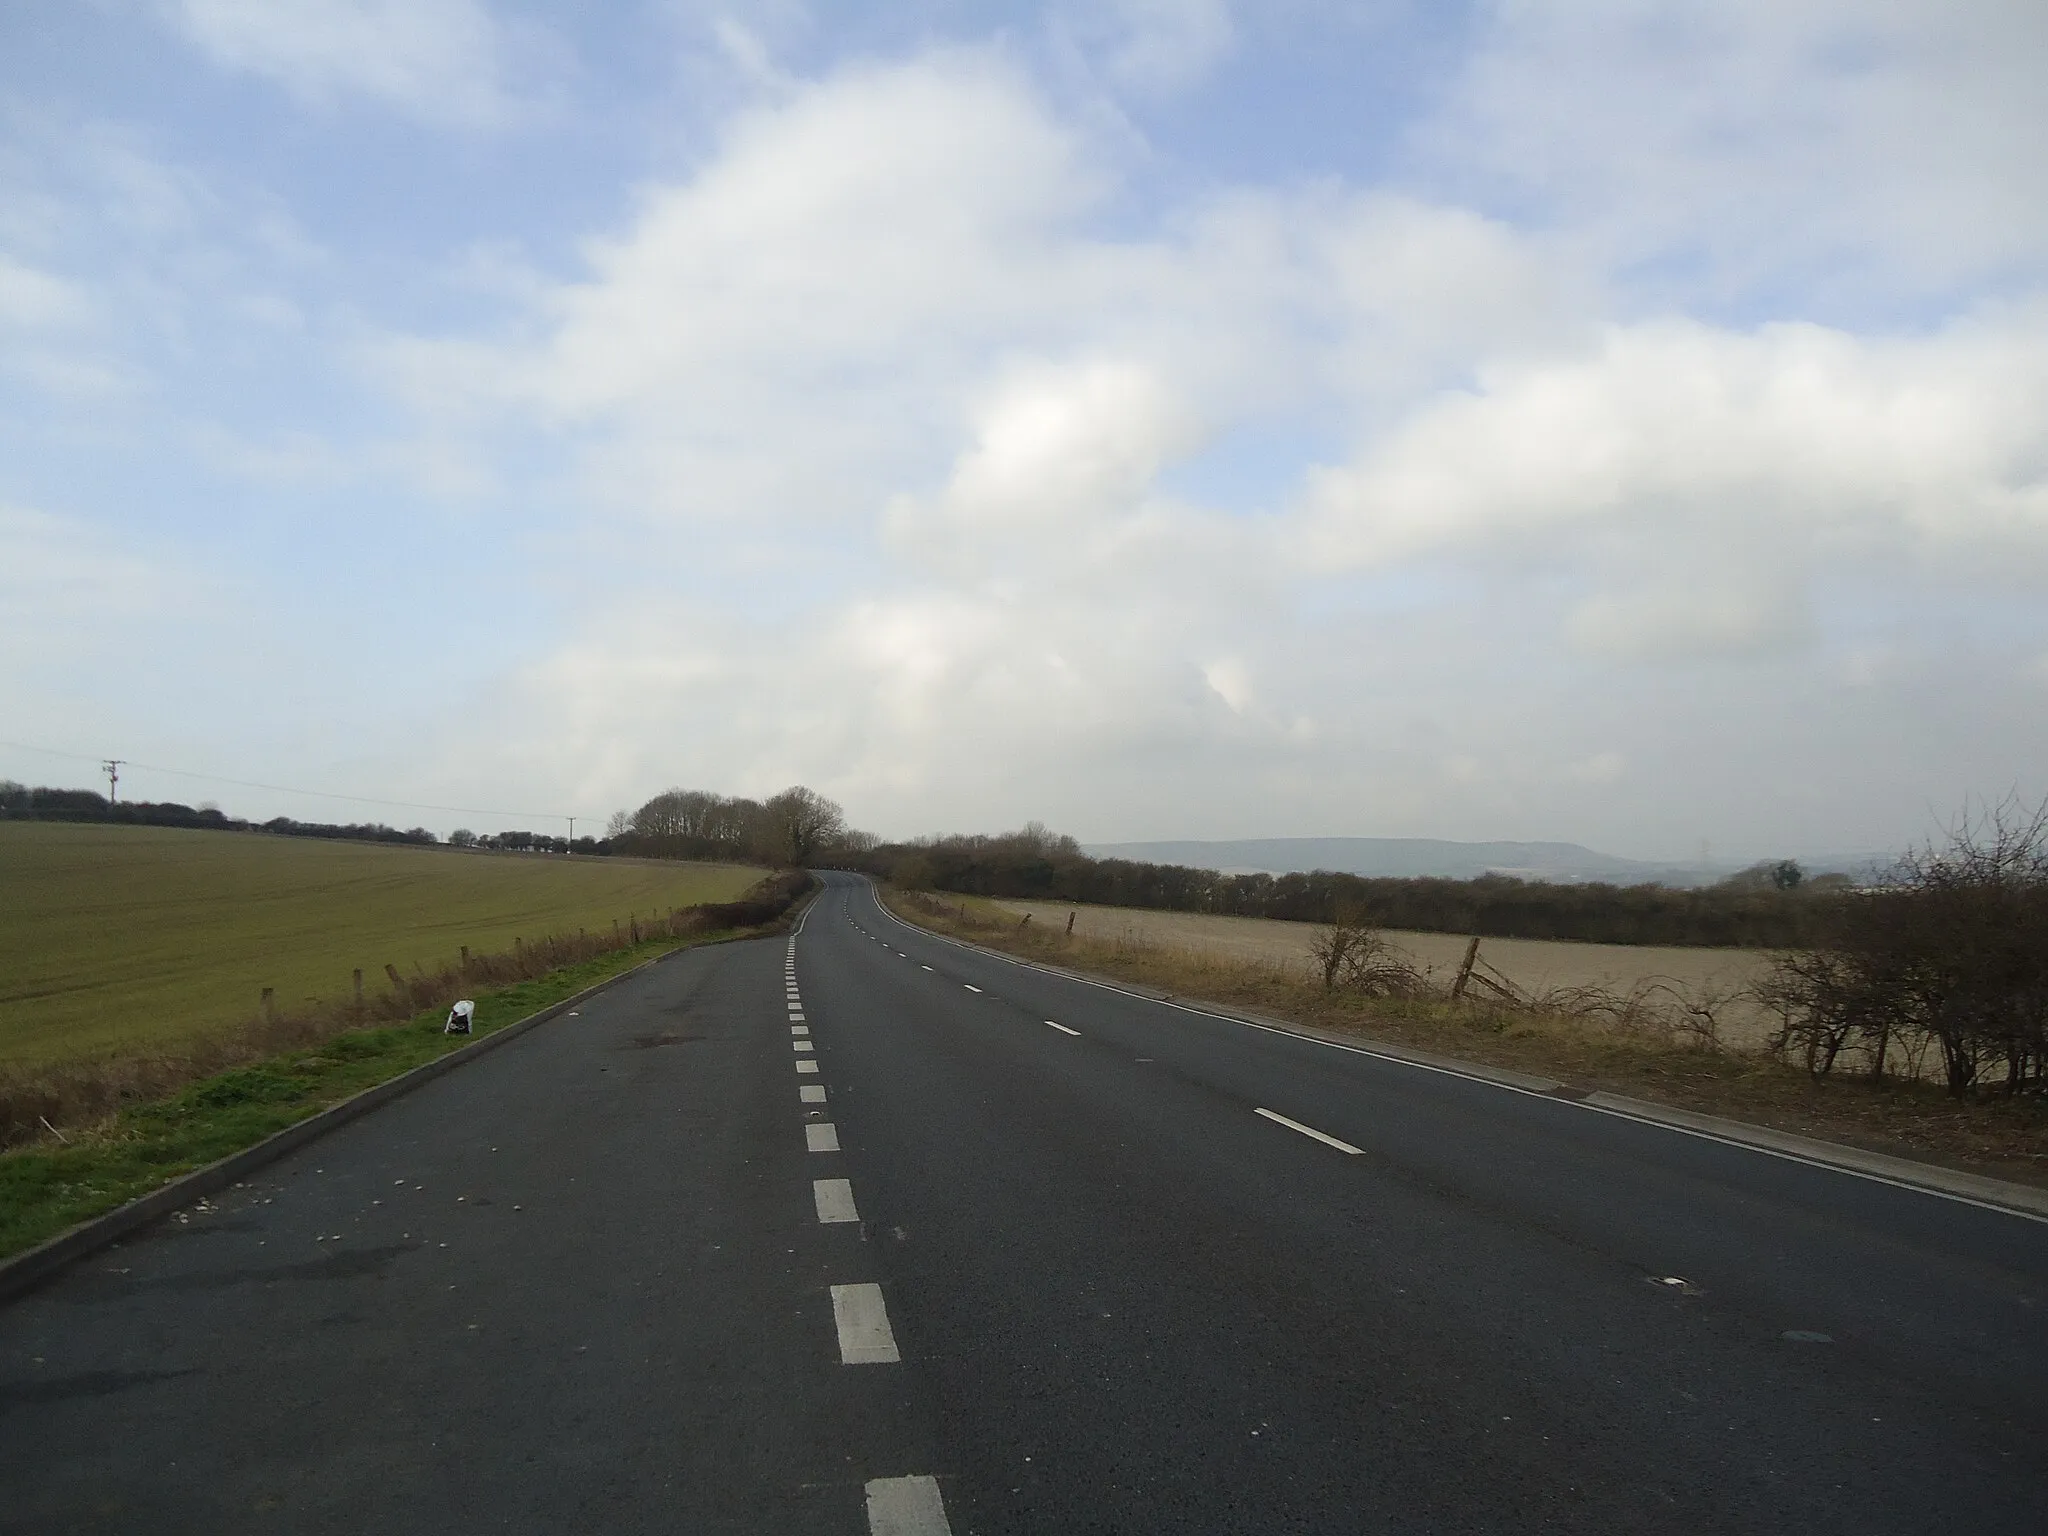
left=0, top=822, right=765, bottom=1064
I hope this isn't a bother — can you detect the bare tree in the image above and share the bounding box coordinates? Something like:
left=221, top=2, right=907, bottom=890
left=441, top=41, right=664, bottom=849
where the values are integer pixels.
left=763, top=785, right=846, bottom=866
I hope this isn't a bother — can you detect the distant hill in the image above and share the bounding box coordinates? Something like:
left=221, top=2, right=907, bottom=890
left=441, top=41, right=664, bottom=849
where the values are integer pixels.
left=1080, top=837, right=1718, bottom=886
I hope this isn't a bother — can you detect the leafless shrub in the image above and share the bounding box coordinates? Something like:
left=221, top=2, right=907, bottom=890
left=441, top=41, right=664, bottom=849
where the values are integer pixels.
left=1308, top=911, right=1435, bottom=997
left=1307, top=912, right=1375, bottom=991
left=1763, top=795, right=2048, bottom=1094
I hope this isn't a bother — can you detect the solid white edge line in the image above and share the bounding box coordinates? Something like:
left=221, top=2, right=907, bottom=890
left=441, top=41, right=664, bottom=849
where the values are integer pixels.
left=1045, top=1020, right=1080, bottom=1036
left=1255, top=1106, right=1365, bottom=1155
left=814, top=1178, right=859, bottom=1223
left=865, top=1474, right=951, bottom=1534
left=859, top=880, right=2048, bottom=1227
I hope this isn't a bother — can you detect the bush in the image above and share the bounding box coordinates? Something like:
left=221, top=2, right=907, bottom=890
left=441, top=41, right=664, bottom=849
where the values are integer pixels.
left=1764, top=798, right=2048, bottom=1094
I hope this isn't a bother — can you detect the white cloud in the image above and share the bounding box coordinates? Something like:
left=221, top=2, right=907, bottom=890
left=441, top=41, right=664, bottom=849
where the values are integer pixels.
left=169, top=0, right=529, bottom=127
left=1301, top=311, right=2048, bottom=661
left=1062, top=0, right=1237, bottom=94
left=305, top=40, right=2048, bottom=845
left=0, top=505, right=186, bottom=628
left=1564, top=583, right=1808, bottom=663
left=0, top=255, right=93, bottom=329
left=1429, top=0, right=2048, bottom=302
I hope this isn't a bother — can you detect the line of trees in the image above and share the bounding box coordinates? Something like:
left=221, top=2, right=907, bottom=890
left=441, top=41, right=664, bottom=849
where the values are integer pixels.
left=0, top=783, right=451, bottom=848
left=859, top=822, right=1844, bottom=949
left=606, top=785, right=872, bottom=867
left=4, top=778, right=872, bottom=870
left=0, top=783, right=611, bottom=854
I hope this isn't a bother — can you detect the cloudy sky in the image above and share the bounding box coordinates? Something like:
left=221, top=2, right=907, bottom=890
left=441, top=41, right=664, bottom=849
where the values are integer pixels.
left=3, top=1, right=2044, bottom=860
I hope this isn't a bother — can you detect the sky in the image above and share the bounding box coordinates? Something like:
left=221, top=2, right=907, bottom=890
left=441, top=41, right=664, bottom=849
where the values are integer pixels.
left=2, top=0, right=2045, bottom=861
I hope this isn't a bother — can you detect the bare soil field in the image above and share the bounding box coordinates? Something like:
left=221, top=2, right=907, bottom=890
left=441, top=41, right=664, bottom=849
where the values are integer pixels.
left=994, top=899, right=1781, bottom=1050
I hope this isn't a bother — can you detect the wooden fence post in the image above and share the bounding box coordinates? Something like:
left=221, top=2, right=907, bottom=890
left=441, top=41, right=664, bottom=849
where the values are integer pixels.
left=1450, top=936, right=1481, bottom=1002
left=459, top=945, right=470, bottom=975
left=260, top=987, right=275, bottom=1022
left=385, top=963, right=405, bottom=996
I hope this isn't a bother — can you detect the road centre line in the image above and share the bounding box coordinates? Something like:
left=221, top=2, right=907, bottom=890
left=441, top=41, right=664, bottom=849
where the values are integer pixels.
left=794, top=1040, right=815, bottom=1053
left=830, top=1282, right=900, bottom=1364
left=1045, top=1020, right=1081, bottom=1036
left=796, top=1060, right=820, bottom=1075
left=1256, top=1107, right=1366, bottom=1155
left=792, top=1025, right=810, bottom=1036
left=963, top=985, right=982, bottom=994
left=921, top=965, right=934, bottom=972
left=865, top=1474, right=952, bottom=1534
left=807, top=1123, right=841, bottom=1152
left=814, top=1178, right=860, bottom=1224
left=801, top=1084, right=828, bottom=1103
left=862, top=884, right=2048, bottom=1227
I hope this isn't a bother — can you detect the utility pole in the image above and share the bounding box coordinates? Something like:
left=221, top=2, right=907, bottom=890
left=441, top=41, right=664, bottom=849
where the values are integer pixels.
left=567, top=816, right=576, bottom=852
left=102, top=759, right=123, bottom=805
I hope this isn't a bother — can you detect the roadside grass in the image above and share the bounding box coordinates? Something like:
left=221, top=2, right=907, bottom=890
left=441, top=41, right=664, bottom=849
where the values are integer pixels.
left=0, top=924, right=755, bottom=1262
left=886, top=888, right=2048, bottom=1189
left=0, top=820, right=765, bottom=1065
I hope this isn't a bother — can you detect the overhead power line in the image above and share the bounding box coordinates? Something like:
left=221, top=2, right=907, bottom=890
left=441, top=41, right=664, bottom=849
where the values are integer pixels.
left=0, top=739, right=590, bottom=827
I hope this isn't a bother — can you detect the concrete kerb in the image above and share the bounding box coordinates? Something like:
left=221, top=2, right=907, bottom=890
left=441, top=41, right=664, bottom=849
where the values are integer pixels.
left=869, top=884, right=2048, bottom=1225
left=1, top=948, right=676, bottom=1309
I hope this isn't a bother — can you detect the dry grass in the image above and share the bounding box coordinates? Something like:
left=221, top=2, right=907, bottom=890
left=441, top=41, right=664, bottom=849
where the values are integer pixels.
left=902, top=890, right=2048, bottom=1189
left=995, top=898, right=1781, bottom=1048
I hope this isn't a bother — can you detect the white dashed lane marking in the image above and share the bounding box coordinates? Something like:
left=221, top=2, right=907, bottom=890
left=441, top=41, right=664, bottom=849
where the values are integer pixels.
left=800, top=1084, right=828, bottom=1103
left=1045, top=1020, right=1080, bottom=1036
left=792, top=1025, right=810, bottom=1036
left=963, top=985, right=982, bottom=994
left=814, top=1178, right=860, bottom=1224
left=830, top=1282, right=900, bottom=1364
left=806, top=1122, right=841, bottom=1152
left=796, top=1060, right=820, bottom=1075
left=794, top=1040, right=815, bottom=1053
left=865, top=1474, right=952, bottom=1534
left=1255, top=1107, right=1365, bottom=1155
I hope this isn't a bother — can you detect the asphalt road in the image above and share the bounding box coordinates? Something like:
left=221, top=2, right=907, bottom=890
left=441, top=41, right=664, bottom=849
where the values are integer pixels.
left=4, top=870, right=2046, bottom=1532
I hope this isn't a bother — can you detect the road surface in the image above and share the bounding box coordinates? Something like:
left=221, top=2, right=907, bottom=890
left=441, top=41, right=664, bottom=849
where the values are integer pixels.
left=3, top=870, right=2044, bottom=1532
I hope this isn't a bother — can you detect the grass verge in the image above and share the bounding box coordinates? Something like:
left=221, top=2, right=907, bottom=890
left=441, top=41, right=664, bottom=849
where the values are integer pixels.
left=885, top=888, right=2048, bottom=1190
left=0, top=915, right=781, bottom=1264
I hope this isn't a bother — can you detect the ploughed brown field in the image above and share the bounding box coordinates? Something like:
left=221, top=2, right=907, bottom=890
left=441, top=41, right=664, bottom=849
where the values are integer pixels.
left=992, top=898, right=1782, bottom=1050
